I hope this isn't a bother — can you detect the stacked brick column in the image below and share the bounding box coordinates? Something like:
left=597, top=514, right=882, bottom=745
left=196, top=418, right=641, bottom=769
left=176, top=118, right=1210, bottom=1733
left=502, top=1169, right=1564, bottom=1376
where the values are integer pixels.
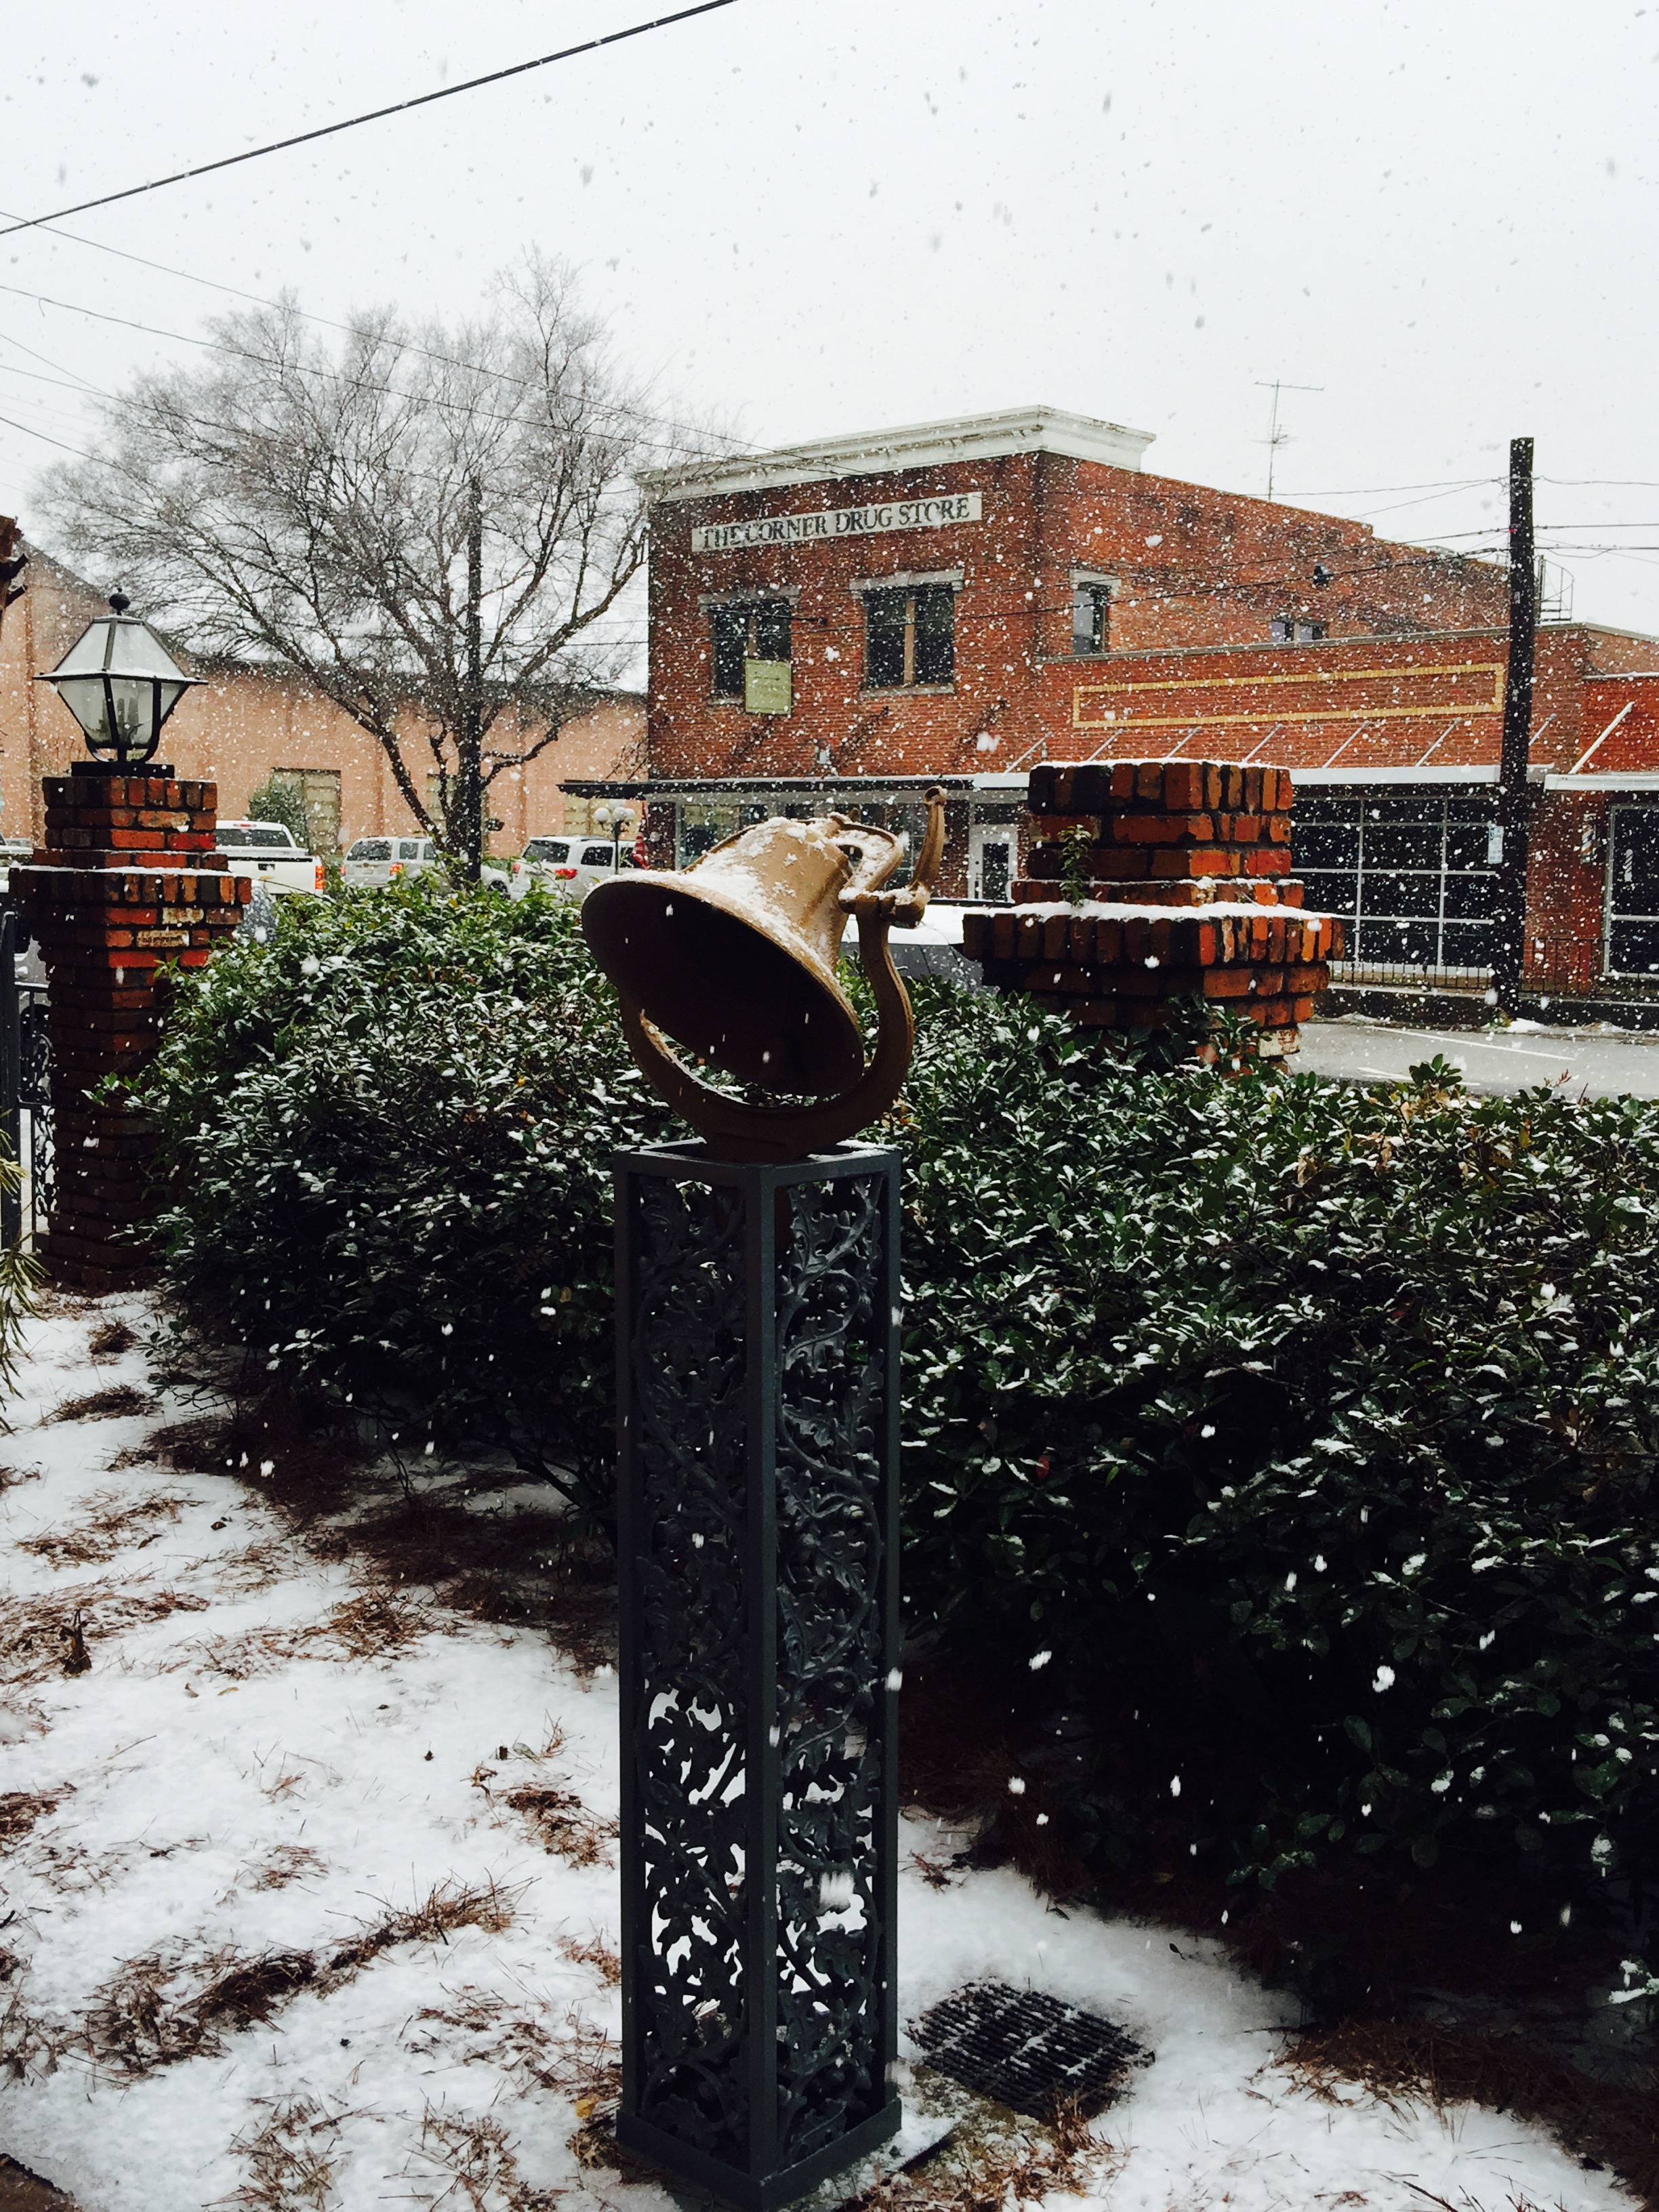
left=14, top=762, right=250, bottom=1290
left=961, top=759, right=1343, bottom=1059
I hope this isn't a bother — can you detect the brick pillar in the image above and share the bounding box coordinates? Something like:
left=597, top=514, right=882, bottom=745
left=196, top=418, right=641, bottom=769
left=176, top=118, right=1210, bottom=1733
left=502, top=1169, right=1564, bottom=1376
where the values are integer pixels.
left=13, top=761, right=250, bottom=1290
left=961, top=758, right=1344, bottom=1060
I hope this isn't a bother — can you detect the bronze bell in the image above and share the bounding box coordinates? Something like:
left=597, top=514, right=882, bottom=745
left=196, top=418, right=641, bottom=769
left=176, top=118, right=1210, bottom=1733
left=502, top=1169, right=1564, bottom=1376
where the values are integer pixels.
left=583, top=811, right=907, bottom=1092
left=582, top=789, right=947, bottom=1160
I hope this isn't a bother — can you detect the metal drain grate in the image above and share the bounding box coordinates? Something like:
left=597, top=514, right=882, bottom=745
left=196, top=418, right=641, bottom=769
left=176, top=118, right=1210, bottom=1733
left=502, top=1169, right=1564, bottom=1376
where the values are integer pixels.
left=911, top=1982, right=1149, bottom=2118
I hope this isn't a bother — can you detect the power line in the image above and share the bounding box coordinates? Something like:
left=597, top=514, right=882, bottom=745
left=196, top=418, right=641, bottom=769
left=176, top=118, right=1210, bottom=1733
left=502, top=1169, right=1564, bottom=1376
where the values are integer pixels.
left=1277, top=476, right=1502, bottom=498
left=0, top=2, right=740, bottom=240
left=0, top=409, right=96, bottom=459
left=1349, top=480, right=1493, bottom=520
left=0, top=207, right=760, bottom=455
left=0, top=278, right=715, bottom=463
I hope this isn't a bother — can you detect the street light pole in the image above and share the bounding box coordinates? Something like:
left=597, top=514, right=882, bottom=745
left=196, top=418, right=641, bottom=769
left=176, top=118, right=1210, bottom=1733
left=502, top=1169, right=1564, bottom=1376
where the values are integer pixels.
left=1492, top=437, right=1537, bottom=1014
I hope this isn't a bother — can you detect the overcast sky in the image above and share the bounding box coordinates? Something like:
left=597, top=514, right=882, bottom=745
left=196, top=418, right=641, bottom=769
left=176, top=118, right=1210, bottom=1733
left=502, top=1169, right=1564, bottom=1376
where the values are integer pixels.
left=4, top=0, right=1659, bottom=645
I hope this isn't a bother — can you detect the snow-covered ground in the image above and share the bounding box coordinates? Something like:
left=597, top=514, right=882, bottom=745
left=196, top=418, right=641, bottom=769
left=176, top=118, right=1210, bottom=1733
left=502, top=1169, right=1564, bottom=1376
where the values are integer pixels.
left=0, top=1298, right=1635, bottom=2212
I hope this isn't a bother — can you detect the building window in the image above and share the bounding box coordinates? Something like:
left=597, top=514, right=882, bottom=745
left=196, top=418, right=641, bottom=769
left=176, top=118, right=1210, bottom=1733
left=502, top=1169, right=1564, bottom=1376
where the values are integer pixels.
left=711, top=598, right=792, bottom=700
left=1071, top=581, right=1110, bottom=655
left=1294, top=788, right=1499, bottom=975
left=1271, top=615, right=1326, bottom=644
left=1294, top=619, right=1326, bottom=644
left=865, top=583, right=954, bottom=689
left=1269, top=616, right=1292, bottom=643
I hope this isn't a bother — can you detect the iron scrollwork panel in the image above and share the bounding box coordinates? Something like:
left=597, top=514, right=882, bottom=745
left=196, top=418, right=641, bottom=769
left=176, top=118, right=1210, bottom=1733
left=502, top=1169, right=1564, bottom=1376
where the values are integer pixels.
left=627, top=1171, right=754, bottom=2158
left=773, top=1174, right=890, bottom=2161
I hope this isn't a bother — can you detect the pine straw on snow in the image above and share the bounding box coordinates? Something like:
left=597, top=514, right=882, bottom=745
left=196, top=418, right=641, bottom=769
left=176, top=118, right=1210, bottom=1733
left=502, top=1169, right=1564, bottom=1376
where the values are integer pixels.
left=45, top=1385, right=158, bottom=1426
left=1285, top=2020, right=1659, bottom=2207
left=0, top=1581, right=209, bottom=1687
left=1, top=1298, right=1643, bottom=2212
left=7, top=1879, right=526, bottom=2085
left=18, top=1487, right=189, bottom=1567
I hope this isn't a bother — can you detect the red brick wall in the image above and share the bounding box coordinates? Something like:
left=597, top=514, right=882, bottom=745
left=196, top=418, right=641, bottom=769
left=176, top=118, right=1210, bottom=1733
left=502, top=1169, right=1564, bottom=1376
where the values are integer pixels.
left=1524, top=786, right=1608, bottom=992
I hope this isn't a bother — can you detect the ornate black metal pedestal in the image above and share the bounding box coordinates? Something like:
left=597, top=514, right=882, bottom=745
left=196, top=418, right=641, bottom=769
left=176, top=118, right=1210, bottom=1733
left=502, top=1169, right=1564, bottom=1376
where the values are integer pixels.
left=615, top=1141, right=901, bottom=2212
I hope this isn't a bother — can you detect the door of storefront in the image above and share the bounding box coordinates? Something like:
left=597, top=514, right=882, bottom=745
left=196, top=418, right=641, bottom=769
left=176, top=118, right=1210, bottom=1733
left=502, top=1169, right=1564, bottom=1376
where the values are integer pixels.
left=1607, top=806, right=1659, bottom=977
left=968, top=825, right=1016, bottom=904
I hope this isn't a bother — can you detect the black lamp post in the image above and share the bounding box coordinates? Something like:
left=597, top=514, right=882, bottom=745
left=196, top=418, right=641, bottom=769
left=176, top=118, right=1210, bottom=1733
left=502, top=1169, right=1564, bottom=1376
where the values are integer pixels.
left=35, top=592, right=201, bottom=766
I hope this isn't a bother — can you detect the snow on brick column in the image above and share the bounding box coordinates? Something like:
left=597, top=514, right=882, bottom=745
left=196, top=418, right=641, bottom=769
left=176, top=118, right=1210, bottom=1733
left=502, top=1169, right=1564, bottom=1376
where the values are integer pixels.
left=961, top=759, right=1344, bottom=1059
left=13, top=761, right=251, bottom=1292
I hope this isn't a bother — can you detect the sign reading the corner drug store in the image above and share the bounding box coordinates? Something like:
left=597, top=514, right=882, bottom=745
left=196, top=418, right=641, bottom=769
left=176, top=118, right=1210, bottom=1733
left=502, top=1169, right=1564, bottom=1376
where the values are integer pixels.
left=691, top=491, right=982, bottom=554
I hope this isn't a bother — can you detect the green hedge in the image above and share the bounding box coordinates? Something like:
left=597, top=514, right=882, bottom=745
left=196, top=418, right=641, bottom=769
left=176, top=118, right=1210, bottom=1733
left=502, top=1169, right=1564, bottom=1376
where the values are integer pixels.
left=140, top=884, right=1659, bottom=1917
left=899, top=994, right=1659, bottom=1902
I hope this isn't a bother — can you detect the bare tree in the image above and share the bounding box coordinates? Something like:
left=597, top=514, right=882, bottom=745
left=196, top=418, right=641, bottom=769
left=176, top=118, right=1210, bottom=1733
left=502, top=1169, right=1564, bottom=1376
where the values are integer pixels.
left=36, top=258, right=691, bottom=879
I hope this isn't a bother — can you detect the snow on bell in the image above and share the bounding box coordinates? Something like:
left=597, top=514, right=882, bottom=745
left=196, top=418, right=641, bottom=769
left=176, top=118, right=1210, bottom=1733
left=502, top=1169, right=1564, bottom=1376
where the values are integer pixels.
left=36, top=592, right=203, bottom=766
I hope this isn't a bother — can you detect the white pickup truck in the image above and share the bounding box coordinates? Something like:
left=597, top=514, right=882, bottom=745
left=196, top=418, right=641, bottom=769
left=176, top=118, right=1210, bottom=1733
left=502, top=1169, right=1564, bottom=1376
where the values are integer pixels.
left=216, top=819, right=325, bottom=897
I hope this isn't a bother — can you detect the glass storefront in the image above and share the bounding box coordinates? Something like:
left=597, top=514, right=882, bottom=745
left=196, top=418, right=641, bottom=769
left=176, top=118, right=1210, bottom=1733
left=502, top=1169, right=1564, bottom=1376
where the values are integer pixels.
left=670, top=787, right=993, bottom=888
left=1608, top=805, right=1659, bottom=976
left=1294, top=787, right=1500, bottom=972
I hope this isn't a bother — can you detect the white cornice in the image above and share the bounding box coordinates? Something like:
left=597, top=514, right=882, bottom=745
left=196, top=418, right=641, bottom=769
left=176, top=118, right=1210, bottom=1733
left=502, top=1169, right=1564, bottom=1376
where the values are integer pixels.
left=643, top=406, right=1155, bottom=504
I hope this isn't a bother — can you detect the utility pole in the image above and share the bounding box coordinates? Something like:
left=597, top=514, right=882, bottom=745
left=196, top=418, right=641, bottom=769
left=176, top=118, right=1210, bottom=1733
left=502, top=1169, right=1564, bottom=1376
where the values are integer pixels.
left=1254, top=380, right=1323, bottom=500
left=457, top=475, right=485, bottom=884
left=1491, top=436, right=1536, bottom=1015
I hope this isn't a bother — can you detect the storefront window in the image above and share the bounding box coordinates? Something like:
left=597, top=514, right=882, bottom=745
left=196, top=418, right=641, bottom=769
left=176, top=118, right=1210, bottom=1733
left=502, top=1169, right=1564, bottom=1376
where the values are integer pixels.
left=1294, top=788, right=1499, bottom=972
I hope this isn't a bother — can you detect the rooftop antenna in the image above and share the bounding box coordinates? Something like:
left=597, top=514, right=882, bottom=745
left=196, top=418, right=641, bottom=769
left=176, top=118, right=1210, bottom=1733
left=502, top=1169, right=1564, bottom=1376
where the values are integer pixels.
left=1254, top=380, right=1324, bottom=500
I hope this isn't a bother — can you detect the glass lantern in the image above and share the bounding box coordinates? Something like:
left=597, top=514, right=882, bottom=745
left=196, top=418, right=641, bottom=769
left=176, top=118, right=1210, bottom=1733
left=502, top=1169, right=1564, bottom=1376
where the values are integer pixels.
left=36, top=592, right=202, bottom=766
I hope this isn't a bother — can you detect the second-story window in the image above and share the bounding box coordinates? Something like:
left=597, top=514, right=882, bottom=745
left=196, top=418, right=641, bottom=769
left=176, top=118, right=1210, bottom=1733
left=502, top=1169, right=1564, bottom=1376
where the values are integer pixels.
left=865, top=582, right=955, bottom=688
left=711, top=598, right=792, bottom=700
left=1271, top=615, right=1328, bottom=645
left=1072, top=580, right=1111, bottom=654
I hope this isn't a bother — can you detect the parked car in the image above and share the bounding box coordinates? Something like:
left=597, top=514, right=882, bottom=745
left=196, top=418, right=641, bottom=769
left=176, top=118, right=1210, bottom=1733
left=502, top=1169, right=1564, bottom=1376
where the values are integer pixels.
left=342, top=835, right=509, bottom=893
left=216, top=819, right=325, bottom=896
left=511, top=834, right=642, bottom=901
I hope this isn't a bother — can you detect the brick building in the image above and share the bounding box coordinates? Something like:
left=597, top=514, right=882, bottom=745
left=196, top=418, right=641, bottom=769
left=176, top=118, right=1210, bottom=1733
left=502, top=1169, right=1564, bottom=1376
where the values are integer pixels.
left=571, top=407, right=1659, bottom=1018
left=1, top=548, right=643, bottom=856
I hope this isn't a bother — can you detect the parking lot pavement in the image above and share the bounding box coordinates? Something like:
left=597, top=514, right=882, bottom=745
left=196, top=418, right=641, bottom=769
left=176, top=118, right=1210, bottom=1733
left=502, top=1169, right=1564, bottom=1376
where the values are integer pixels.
left=1294, top=1017, right=1659, bottom=1099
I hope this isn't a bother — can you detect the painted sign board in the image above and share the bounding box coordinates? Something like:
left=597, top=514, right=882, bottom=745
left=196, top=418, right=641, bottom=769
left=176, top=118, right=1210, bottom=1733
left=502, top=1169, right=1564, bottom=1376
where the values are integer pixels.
left=693, top=492, right=982, bottom=555
left=744, top=659, right=793, bottom=716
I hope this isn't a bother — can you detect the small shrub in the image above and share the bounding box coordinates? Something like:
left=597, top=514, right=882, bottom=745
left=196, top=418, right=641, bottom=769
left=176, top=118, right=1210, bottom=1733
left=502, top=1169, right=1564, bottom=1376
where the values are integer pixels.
left=245, top=777, right=310, bottom=849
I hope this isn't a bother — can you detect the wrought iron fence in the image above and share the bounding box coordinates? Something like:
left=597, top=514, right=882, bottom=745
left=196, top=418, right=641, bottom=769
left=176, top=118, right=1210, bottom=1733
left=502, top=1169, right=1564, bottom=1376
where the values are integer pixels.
left=1324, top=926, right=1659, bottom=1021
left=0, top=912, right=53, bottom=1250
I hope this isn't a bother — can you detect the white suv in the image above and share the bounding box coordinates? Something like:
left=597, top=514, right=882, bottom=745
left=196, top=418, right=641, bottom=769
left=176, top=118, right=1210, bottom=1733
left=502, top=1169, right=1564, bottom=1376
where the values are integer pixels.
left=343, top=834, right=438, bottom=887
left=512, top=835, right=640, bottom=901
left=343, top=836, right=508, bottom=892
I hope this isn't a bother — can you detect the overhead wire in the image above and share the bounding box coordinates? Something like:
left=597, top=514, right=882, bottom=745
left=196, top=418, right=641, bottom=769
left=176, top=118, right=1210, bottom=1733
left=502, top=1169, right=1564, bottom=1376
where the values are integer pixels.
left=0, top=410, right=96, bottom=458
left=1274, top=477, right=1504, bottom=498
left=0, top=2, right=740, bottom=240
left=0, top=209, right=761, bottom=457
left=0, top=278, right=726, bottom=464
